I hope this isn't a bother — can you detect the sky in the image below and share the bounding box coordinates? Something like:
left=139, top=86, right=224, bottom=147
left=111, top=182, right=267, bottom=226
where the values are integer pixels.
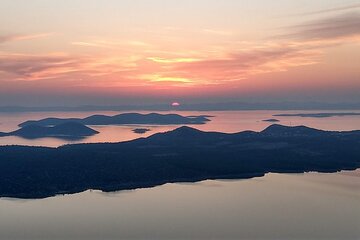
left=0, top=0, right=359, bottom=108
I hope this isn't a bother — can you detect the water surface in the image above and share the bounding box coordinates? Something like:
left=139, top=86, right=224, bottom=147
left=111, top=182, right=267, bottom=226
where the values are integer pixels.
left=0, top=171, right=359, bottom=239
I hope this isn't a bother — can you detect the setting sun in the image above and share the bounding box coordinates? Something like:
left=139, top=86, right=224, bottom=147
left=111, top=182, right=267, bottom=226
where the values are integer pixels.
left=171, top=102, right=181, bottom=107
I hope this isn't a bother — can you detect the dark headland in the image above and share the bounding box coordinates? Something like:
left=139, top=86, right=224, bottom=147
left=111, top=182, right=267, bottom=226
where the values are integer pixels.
left=19, top=113, right=210, bottom=127
left=0, top=124, right=359, bottom=199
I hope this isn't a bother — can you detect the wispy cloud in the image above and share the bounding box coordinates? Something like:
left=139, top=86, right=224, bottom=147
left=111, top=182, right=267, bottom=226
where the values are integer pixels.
left=71, top=41, right=110, bottom=48
left=0, top=40, right=329, bottom=85
left=0, top=33, right=54, bottom=44
left=156, top=46, right=321, bottom=84
left=123, top=7, right=360, bottom=86
left=71, top=39, right=152, bottom=49
left=202, top=29, right=233, bottom=36
left=295, top=3, right=360, bottom=16
left=0, top=53, right=80, bottom=80
left=0, top=52, right=140, bottom=81
left=138, top=9, right=360, bottom=86
left=285, top=12, right=360, bottom=40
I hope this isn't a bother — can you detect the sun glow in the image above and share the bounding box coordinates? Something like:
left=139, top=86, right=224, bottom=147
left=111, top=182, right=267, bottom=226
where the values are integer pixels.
left=147, top=57, right=200, bottom=63
left=142, top=74, right=194, bottom=84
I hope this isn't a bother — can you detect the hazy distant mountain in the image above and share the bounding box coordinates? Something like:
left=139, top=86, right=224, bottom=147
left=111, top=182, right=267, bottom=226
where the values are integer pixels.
left=1, top=101, right=360, bottom=113
left=274, top=112, right=360, bottom=118
left=19, top=113, right=210, bottom=127
left=0, top=124, right=359, bottom=199
left=1, top=122, right=99, bottom=139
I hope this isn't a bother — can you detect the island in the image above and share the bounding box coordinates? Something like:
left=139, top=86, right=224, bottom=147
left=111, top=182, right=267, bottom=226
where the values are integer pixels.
left=0, top=122, right=99, bottom=139
left=0, top=124, right=359, bottom=199
left=19, top=113, right=211, bottom=127
left=273, top=112, right=360, bottom=118
left=262, top=118, right=280, bottom=122
left=132, top=128, right=151, bottom=134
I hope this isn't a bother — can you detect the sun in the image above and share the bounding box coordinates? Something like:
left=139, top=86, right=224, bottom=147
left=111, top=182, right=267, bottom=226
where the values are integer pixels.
left=171, top=102, right=180, bottom=107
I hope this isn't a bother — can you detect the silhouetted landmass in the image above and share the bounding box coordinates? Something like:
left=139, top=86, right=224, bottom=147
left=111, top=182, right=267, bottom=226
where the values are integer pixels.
left=0, top=124, right=359, bottom=199
left=132, top=128, right=151, bottom=134
left=262, top=119, right=280, bottom=122
left=0, top=122, right=99, bottom=139
left=19, top=113, right=210, bottom=127
left=274, top=112, right=360, bottom=118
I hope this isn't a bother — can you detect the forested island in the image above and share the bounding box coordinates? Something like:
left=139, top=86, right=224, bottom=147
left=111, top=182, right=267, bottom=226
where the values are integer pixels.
left=0, top=124, right=359, bottom=199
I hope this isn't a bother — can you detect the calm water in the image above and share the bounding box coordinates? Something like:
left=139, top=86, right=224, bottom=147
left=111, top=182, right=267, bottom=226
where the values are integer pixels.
left=0, top=171, right=359, bottom=240
left=1, top=110, right=360, bottom=147
left=0, top=110, right=359, bottom=239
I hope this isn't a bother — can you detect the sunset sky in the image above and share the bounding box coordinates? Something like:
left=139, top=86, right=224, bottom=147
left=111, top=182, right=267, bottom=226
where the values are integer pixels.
left=0, top=0, right=359, bottom=107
